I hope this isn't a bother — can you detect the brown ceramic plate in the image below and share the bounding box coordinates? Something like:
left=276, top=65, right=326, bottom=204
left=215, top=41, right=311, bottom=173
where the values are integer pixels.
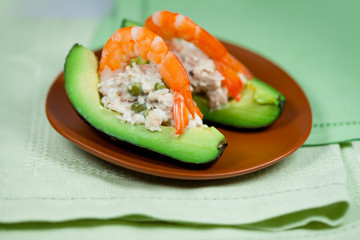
left=46, top=41, right=312, bottom=180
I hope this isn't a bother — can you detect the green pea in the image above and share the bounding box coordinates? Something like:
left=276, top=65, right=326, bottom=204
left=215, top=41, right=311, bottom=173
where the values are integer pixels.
left=131, top=103, right=146, bottom=113
left=130, top=57, right=150, bottom=67
left=154, top=82, right=166, bottom=91
left=142, top=109, right=151, bottom=117
left=127, top=82, right=142, bottom=96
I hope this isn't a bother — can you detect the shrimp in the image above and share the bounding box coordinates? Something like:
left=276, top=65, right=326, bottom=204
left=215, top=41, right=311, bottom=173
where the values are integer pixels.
left=99, top=27, right=202, bottom=135
left=144, top=10, right=254, bottom=101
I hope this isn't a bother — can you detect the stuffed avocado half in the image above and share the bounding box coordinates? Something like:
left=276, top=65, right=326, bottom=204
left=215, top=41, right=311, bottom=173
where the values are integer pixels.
left=64, top=44, right=227, bottom=165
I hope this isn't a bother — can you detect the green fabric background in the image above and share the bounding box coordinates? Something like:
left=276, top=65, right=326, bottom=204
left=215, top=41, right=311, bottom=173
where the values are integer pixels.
left=1, top=0, right=360, bottom=239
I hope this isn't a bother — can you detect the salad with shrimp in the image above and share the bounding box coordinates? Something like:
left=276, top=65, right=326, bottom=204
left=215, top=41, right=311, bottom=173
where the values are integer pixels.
left=63, top=26, right=227, bottom=166
left=98, top=26, right=203, bottom=135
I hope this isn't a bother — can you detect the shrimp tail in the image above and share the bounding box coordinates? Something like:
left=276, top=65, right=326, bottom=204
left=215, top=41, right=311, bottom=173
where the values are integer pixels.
left=215, top=61, right=243, bottom=101
left=180, top=87, right=196, bottom=118
left=177, top=87, right=203, bottom=120
left=173, top=92, right=189, bottom=135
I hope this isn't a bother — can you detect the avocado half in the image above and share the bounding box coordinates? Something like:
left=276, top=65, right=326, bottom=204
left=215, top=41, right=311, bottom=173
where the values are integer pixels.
left=194, top=79, right=286, bottom=128
left=64, top=44, right=227, bottom=166
left=121, top=19, right=285, bottom=128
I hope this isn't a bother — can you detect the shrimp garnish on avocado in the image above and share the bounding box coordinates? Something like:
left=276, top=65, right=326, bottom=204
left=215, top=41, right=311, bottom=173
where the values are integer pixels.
left=99, top=26, right=202, bottom=135
left=145, top=10, right=254, bottom=101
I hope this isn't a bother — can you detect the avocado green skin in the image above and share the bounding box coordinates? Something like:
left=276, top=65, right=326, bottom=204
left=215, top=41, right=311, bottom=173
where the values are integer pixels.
left=194, top=79, right=285, bottom=128
left=64, top=44, right=226, bottom=165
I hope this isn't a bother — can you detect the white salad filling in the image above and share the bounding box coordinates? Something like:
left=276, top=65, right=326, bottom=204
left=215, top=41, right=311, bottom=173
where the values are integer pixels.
left=98, top=63, right=202, bottom=132
left=169, top=39, right=230, bottom=109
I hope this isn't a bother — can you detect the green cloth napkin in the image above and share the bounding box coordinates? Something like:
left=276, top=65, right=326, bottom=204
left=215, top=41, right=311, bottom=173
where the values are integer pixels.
left=2, top=144, right=360, bottom=240
left=1, top=0, right=360, bottom=239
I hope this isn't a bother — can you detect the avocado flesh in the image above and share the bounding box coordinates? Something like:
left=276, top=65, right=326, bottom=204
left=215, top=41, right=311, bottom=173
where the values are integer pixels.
left=194, top=79, right=285, bottom=128
left=64, top=44, right=226, bottom=165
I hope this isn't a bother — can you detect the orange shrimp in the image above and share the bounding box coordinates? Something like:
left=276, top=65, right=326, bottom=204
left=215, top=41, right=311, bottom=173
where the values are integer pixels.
left=145, top=10, right=254, bottom=101
left=99, top=27, right=202, bottom=135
